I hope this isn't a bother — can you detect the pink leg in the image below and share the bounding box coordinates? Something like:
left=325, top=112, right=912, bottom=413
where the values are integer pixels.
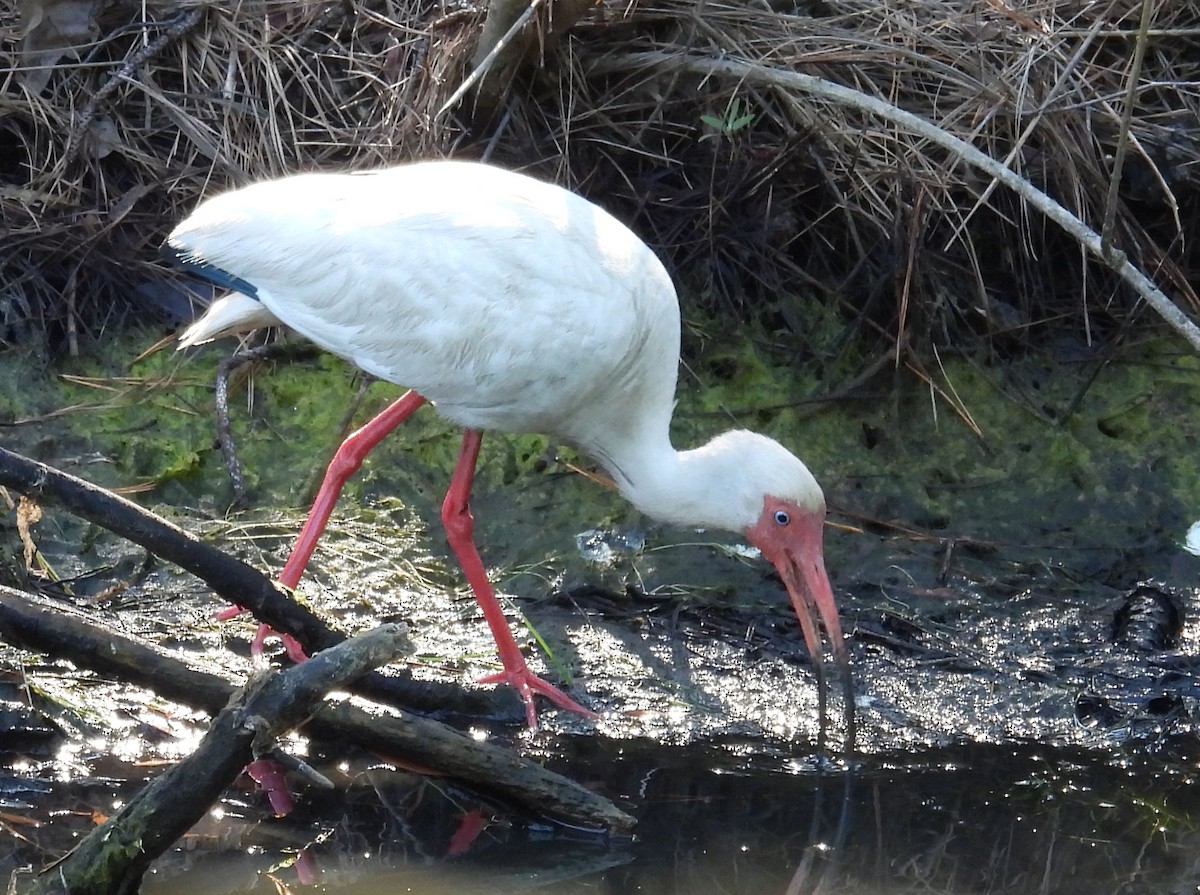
left=441, top=430, right=597, bottom=729
left=235, top=390, right=428, bottom=662
left=280, top=389, right=428, bottom=588
left=235, top=392, right=432, bottom=816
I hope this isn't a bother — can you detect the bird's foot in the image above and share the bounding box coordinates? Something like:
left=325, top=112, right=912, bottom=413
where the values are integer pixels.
left=214, top=604, right=308, bottom=664
left=246, top=758, right=295, bottom=817
left=251, top=623, right=309, bottom=664
left=478, top=666, right=598, bottom=730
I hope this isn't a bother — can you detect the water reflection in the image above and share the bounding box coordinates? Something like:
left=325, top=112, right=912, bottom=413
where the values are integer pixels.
left=137, top=738, right=1200, bottom=894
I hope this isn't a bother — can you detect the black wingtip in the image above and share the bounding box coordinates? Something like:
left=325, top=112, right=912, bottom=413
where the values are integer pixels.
left=161, top=241, right=259, bottom=298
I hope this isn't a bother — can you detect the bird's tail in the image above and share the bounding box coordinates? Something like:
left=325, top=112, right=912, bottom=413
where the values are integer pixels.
left=177, top=292, right=281, bottom=348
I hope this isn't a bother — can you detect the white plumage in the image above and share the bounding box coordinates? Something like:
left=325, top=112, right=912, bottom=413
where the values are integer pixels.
left=171, top=159, right=852, bottom=735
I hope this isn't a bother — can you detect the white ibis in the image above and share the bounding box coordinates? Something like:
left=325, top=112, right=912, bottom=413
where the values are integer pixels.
left=169, top=160, right=853, bottom=738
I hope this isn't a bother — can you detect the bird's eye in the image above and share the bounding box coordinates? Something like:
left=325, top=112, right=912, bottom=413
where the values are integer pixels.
left=773, top=510, right=790, bottom=526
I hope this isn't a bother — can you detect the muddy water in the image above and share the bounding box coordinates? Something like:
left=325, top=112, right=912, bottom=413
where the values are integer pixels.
left=2, top=332, right=1200, bottom=892
left=137, top=740, right=1200, bottom=893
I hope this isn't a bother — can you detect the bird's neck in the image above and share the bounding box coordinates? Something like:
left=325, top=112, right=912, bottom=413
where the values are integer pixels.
left=602, top=432, right=748, bottom=535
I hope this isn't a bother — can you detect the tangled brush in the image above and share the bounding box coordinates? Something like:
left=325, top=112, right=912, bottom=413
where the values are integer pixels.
left=2, top=0, right=1197, bottom=361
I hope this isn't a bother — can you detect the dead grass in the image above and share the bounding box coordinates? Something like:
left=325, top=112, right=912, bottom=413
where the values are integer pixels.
left=1, top=0, right=1196, bottom=364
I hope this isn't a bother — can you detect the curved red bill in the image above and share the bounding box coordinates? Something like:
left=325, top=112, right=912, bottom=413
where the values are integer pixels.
left=747, top=503, right=855, bottom=753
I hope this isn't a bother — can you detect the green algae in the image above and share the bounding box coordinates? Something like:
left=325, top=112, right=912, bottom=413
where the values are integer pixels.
left=5, top=324, right=1199, bottom=598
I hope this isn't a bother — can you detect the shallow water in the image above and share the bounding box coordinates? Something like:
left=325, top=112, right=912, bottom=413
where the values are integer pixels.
left=134, top=739, right=1200, bottom=894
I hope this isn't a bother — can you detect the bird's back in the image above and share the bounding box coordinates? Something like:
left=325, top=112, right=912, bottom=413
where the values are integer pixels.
left=170, top=162, right=681, bottom=461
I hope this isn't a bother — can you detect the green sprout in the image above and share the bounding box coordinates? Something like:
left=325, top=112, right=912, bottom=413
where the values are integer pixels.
left=699, top=97, right=756, bottom=141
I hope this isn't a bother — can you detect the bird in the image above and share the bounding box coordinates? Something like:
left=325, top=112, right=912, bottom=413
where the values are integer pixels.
left=167, top=159, right=854, bottom=738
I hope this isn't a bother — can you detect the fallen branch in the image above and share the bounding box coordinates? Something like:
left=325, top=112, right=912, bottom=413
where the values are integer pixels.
left=214, top=344, right=272, bottom=508
left=0, top=587, right=633, bottom=833
left=0, top=445, right=521, bottom=721
left=62, top=7, right=205, bottom=163
left=598, top=51, right=1200, bottom=353
left=448, top=0, right=597, bottom=125
left=29, top=625, right=410, bottom=895
left=207, top=341, right=326, bottom=507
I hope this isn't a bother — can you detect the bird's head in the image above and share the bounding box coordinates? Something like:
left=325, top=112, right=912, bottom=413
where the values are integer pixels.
left=686, top=431, right=845, bottom=663
left=744, top=490, right=846, bottom=668
left=703, top=431, right=852, bottom=739
left=621, top=428, right=853, bottom=740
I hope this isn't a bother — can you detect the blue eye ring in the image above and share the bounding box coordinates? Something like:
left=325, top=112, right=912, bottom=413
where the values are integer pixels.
left=773, top=509, right=790, bottom=526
